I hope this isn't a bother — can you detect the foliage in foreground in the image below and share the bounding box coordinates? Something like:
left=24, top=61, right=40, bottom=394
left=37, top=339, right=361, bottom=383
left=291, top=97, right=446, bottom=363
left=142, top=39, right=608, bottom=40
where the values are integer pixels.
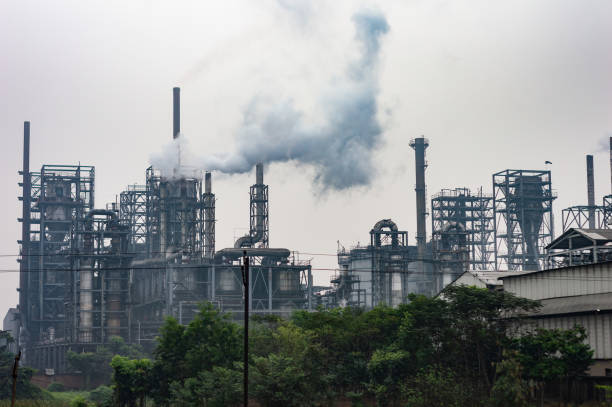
left=106, top=286, right=593, bottom=406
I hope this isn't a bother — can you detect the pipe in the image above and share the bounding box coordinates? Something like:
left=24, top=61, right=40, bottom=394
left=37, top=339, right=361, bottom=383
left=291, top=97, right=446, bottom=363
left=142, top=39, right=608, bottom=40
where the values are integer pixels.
left=234, top=163, right=266, bottom=248
left=215, top=247, right=290, bottom=261
left=19, top=121, right=30, bottom=329
left=173, top=87, right=180, bottom=139
left=410, top=137, right=429, bottom=259
left=587, top=155, right=595, bottom=228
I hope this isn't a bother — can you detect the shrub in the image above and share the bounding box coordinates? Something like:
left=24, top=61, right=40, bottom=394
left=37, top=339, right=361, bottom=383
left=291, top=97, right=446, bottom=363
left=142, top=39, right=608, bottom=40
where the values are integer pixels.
left=47, top=382, right=65, bottom=392
left=70, top=396, right=90, bottom=407
left=89, top=385, right=113, bottom=407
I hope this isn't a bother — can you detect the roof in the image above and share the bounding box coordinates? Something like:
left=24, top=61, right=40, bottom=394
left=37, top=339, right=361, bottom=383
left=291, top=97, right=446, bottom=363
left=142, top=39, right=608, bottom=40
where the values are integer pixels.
left=531, top=293, right=612, bottom=317
left=547, top=228, right=612, bottom=250
left=500, top=259, right=612, bottom=280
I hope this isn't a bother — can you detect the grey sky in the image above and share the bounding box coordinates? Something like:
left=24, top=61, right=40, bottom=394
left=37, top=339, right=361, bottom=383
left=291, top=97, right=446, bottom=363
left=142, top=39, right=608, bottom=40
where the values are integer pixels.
left=1, top=0, right=611, bottom=316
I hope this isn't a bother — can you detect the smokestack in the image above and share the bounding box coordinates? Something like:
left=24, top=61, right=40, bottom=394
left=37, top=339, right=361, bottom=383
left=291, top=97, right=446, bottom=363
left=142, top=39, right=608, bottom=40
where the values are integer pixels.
left=410, top=137, right=429, bottom=259
left=19, top=121, right=31, bottom=325
left=587, top=154, right=595, bottom=228
left=173, top=87, right=180, bottom=139
left=609, top=137, right=611, bottom=195
left=256, top=162, right=264, bottom=185
left=205, top=171, right=212, bottom=194
left=203, top=172, right=215, bottom=258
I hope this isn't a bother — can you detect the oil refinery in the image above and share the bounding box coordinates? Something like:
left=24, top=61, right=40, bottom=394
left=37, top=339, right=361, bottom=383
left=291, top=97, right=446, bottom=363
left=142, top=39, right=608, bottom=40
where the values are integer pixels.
left=13, top=87, right=612, bottom=374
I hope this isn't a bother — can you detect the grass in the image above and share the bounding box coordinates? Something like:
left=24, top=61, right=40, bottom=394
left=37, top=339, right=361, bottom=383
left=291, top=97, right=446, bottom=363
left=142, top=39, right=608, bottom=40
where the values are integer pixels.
left=49, top=391, right=90, bottom=403
left=0, top=401, right=69, bottom=407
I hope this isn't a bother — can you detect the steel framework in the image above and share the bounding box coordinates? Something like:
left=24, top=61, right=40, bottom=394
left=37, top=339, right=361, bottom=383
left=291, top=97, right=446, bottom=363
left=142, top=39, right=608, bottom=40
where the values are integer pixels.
left=431, top=188, right=496, bottom=272
left=120, top=184, right=147, bottom=255
left=562, top=205, right=607, bottom=231
left=69, top=211, right=132, bottom=344
left=145, top=167, right=204, bottom=259
left=203, top=172, right=215, bottom=259
left=24, top=165, right=95, bottom=344
left=493, top=170, right=555, bottom=271
left=369, top=221, right=411, bottom=307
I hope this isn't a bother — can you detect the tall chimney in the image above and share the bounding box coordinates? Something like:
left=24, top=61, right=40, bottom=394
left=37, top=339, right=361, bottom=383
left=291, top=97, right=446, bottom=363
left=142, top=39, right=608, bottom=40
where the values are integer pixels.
left=587, top=155, right=595, bottom=228
left=256, top=162, right=264, bottom=185
left=205, top=171, right=212, bottom=194
left=609, top=137, right=611, bottom=195
left=173, top=87, right=180, bottom=139
left=203, top=172, right=215, bottom=258
left=410, top=137, right=429, bottom=258
left=19, top=121, right=31, bottom=326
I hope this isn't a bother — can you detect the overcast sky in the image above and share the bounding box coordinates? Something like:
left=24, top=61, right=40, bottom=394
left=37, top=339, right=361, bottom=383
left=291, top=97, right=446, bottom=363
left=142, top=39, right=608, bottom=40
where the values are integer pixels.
left=1, top=0, right=611, bottom=317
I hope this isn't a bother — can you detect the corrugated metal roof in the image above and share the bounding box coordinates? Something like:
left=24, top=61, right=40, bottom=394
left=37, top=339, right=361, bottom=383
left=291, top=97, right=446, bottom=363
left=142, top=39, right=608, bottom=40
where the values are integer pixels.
left=531, top=293, right=612, bottom=317
left=547, top=228, right=612, bottom=250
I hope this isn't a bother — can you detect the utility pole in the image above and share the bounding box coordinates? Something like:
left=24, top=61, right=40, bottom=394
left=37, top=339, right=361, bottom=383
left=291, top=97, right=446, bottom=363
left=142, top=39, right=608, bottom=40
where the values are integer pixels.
left=241, top=251, right=249, bottom=407
left=11, top=350, right=21, bottom=407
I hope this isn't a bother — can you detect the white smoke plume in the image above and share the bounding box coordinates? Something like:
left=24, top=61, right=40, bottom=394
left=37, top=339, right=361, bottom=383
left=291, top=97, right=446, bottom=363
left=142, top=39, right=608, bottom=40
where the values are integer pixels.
left=203, top=10, right=390, bottom=190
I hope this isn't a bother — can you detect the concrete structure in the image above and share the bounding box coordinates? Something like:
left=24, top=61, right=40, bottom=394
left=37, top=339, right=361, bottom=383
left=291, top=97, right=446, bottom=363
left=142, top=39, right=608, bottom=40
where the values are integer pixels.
left=502, top=262, right=612, bottom=377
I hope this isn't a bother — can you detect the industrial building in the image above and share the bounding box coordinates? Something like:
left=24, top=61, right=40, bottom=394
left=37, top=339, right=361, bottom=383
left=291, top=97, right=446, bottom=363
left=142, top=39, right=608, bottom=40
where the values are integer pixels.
left=15, top=86, right=612, bottom=375
left=501, top=262, right=612, bottom=377
left=15, top=88, right=313, bottom=373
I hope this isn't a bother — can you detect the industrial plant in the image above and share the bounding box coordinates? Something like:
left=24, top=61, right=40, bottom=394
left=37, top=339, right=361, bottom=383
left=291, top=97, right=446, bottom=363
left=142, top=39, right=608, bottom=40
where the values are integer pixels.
left=12, top=87, right=612, bottom=374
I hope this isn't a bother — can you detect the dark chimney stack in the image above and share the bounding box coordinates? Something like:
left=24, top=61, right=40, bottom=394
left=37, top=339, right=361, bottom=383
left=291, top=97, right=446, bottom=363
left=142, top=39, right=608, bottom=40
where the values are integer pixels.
left=20, top=121, right=31, bottom=324
left=410, top=137, right=429, bottom=259
left=173, top=87, right=180, bottom=139
left=587, top=155, right=595, bottom=228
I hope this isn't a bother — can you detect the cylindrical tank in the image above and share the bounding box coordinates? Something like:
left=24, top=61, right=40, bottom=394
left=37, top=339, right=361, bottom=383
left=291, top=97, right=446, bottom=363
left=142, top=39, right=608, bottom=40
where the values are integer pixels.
left=79, top=267, right=93, bottom=343
left=276, top=269, right=299, bottom=293
left=218, top=268, right=239, bottom=292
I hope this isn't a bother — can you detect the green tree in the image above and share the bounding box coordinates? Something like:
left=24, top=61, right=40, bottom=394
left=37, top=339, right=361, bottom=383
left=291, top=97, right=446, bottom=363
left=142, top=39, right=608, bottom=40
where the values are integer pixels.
left=366, top=347, right=410, bottom=407
left=67, top=336, right=146, bottom=389
left=488, top=351, right=528, bottom=407
left=170, top=364, right=242, bottom=407
left=0, top=331, right=44, bottom=400
left=515, top=326, right=593, bottom=405
left=67, top=349, right=111, bottom=389
left=150, top=303, right=242, bottom=404
left=111, top=355, right=153, bottom=407
left=402, top=366, right=470, bottom=407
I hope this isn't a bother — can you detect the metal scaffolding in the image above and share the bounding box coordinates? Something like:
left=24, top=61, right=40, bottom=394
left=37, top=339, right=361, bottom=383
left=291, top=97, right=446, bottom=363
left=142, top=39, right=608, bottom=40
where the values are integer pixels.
left=69, top=210, right=132, bottom=345
left=431, top=188, right=496, bottom=274
left=562, top=205, right=607, bottom=231
left=493, top=169, right=555, bottom=271
left=119, top=184, right=147, bottom=255
left=25, top=165, right=95, bottom=344
left=145, top=167, right=204, bottom=259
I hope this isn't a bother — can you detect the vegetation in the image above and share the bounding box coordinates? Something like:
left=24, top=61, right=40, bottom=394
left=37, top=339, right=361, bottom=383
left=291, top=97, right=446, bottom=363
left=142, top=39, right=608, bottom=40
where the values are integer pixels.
left=1, top=286, right=594, bottom=405
left=0, top=331, right=47, bottom=401
left=66, top=336, right=146, bottom=389
left=105, top=285, right=593, bottom=406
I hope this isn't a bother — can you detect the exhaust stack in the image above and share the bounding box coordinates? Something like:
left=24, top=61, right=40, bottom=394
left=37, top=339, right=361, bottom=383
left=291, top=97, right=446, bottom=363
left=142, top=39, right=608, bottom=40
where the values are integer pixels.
left=173, top=87, right=180, bottom=139
left=587, top=155, right=595, bottom=228
left=19, top=121, right=31, bottom=326
left=609, top=137, right=612, bottom=195
left=203, top=172, right=216, bottom=258
left=410, top=137, right=429, bottom=259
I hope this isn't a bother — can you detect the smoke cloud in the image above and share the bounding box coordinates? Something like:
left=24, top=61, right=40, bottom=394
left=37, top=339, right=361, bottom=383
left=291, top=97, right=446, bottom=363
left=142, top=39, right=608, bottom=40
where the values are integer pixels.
left=203, top=10, right=390, bottom=190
